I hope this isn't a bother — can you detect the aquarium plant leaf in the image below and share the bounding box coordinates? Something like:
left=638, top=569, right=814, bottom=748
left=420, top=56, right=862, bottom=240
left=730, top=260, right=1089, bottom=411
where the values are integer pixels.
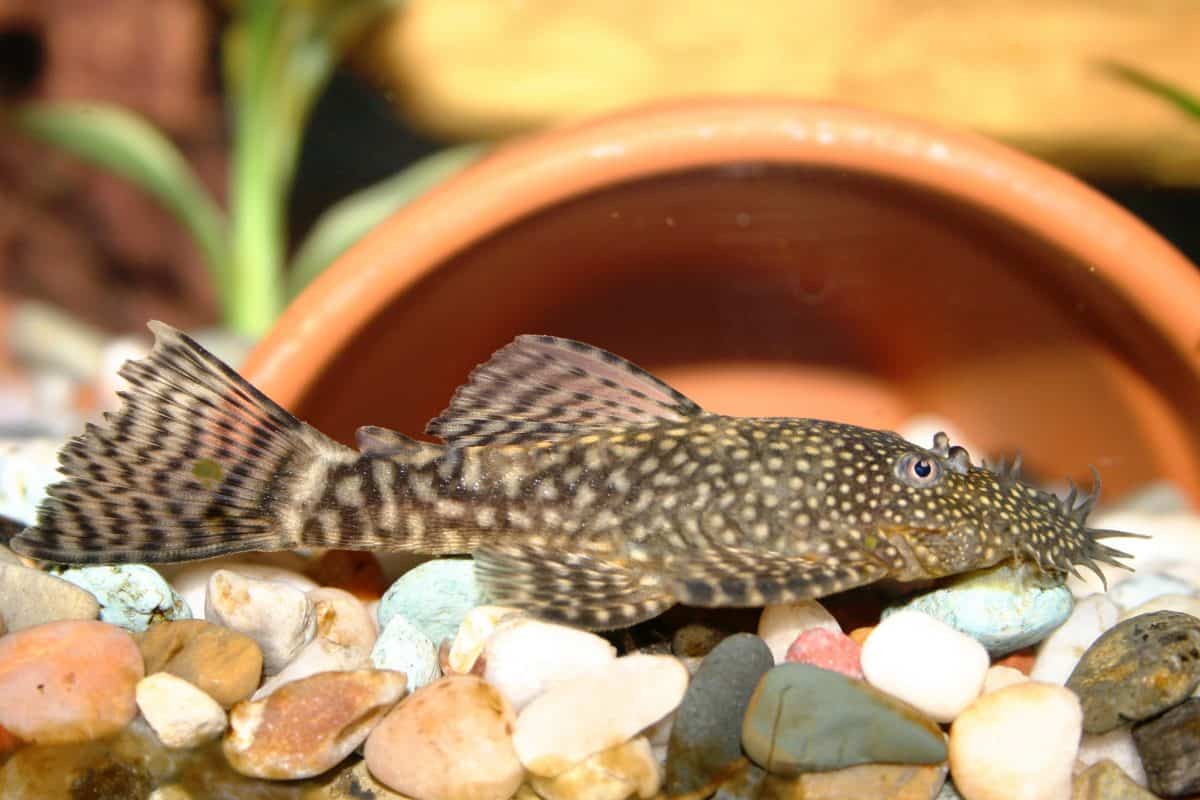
left=7, top=102, right=229, bottom=295
left=1101, top=61, right=1200, bottom=122
left=288, top=144, right=486, bottom=297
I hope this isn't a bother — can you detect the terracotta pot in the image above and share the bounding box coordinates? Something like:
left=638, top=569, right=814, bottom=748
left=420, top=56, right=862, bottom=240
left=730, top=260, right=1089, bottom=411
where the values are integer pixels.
left=244, top=99, right=1200, bottom=502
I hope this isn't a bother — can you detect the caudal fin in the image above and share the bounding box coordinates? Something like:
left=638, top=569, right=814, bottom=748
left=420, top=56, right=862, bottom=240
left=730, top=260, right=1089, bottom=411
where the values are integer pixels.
left=11, top=322, right=343, bottom=564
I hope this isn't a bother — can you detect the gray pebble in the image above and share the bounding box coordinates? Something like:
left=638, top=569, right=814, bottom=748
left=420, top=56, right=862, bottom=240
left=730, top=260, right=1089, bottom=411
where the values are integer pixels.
left=1067, top=611, right=1200, bottom=734
left=741, top=663, right=946, bottom=775
left=0, top=562, right=99, bottom=631
left=1133, top=697, right=1200, bottom=798
left=666, top=633, right=773, bottom=798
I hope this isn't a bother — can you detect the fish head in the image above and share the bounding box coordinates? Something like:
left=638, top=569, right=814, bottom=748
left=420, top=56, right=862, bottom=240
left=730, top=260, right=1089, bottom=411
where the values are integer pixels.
left=870, top=432, right=1137, bottom=584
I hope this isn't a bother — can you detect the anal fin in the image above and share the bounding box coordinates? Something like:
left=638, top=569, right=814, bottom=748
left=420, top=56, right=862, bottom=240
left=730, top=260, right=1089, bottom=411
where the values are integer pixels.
left=473, top=543, right=676, bottom=630
left=666, top=544, right=889, bottom=607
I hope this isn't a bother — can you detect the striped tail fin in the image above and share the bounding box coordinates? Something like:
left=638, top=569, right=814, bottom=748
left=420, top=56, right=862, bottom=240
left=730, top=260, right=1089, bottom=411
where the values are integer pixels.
left=10, top=322, right=353, bottom=564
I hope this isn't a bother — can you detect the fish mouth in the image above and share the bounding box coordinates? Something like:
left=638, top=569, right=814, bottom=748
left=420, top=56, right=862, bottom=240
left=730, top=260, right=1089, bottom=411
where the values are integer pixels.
left=1008, top=467, right=1145, bottom=588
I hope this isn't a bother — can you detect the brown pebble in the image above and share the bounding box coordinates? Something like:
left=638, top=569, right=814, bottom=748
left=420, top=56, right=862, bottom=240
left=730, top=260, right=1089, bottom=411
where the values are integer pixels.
left=135, top=620, right=263, bottom=708
left=1071, top=758, right=1157, bottom=799
left=848, top=626, right=874, bottom=646
left=224, top=669, right=408, bottom=780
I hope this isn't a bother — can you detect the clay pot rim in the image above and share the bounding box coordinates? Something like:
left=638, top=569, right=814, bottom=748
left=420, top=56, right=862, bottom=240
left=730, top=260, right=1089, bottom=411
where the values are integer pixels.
left=246, top=97, right=1200, bottom=406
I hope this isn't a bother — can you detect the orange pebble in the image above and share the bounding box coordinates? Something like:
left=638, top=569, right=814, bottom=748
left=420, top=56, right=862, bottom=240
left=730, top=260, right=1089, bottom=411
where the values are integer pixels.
left=307, top=550, right=389, bottom=600
left=848, top=626, right=875, bottom=646
left=994, top=647, right=1037, bottom=675
left=0, top=723, right=23, bottom=758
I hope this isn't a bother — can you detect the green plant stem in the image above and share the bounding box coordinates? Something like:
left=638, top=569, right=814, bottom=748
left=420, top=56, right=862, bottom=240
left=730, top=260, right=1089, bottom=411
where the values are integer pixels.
left=226, top=1, right=287, bottom=337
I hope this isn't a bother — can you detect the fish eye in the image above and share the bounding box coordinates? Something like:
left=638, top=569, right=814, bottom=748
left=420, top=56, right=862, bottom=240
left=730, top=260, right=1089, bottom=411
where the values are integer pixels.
left=896, top=453, right=943, bottom=487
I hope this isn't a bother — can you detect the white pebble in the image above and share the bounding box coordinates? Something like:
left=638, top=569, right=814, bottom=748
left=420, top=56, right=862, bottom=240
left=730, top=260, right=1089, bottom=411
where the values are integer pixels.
left=1029, top=594, right=1118, bottom=685
left=171, top=559, right=317, bottom=621
left=514, top=654, right=688, bottom=777
left=949, top=682, right=1081, bottom=800
left=1120, top=593, right=1200, bottom=622
left=253, top=587, right=377, bottom=700
left=204, top=570, right=315, bottom=675
left=757, top=600, right=840, bottom=664
left=1065, top=510, right=1200, bottom=596
left=136, top=672, right=226, bottom=748
left=484, top=617, right=617, bottom=711
left=1108, top=573, right=1195, bottom=611
left=982, top=665, right=1029, bottom=695
left=448, top=605, right=524, bottom=674
left=371, top=613, right=441, bottom=691
left=861, top=610, right=989, bottom=723
left=1077, top=725, right=1148, bottom=788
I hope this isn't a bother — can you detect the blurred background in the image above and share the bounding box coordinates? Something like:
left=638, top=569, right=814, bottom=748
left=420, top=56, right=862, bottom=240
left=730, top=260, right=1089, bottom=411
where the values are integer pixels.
left=0, top=0, right=1198, bottom=445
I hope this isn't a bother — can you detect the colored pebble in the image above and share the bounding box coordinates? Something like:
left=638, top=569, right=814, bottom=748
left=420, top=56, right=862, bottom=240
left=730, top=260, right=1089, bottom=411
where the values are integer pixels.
left=484, top=617, right=616, bottom=711
left=514, top=653, right=688, bottom=777
left=378, top=558, right=480, bottom=645
left=784, top=627, right=863, bottom=678
left=665, top=633, right=774, bottom=799
left=756, top=601, right=840, bottom=664
left=447, top=605, right=523, bottom=674
left=365, top=674, right=524, bottom=800
left=1066, top=611, right=1200, bottom=734
left=1029, top=593, right=1119, bottom=685
left=848, top=626, right=874, bottom=646
left=135, top=619, right=263, bottom=708
left=135, top=672, right=226, bottom=748
left=57, top=564, right=191, bottom=632
left=529, top=736, right=661, bottom=800
left=1108, top=572, right=1195, bottom=611
left=0, top=562, right=99, bottom=632
left=1132, top=697, right=1200, bottom=798
left=741, top=662, right=946, bottom=776
left=861, top=610, right=989, bottom=723
left=1071, top=759, right=1157, bottom=800
left=255, top=586, right=378, bottom=699
left=0, top=619, right=143, bottom=744
left=883, top=563, right=1073, bottom=657
left=370, top=612, right=441, bottom=692
left=305, top=549, right=389, bottom=600
left=223, top=669, right=407, bottom=780
left=949, top=681, right=1081, bottom=800
left=205, top=569, right=316, bottom=675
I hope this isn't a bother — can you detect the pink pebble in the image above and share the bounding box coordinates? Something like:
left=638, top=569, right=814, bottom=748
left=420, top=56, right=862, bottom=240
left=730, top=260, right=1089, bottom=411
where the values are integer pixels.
left=784, top=627, right=863, bottom=678
left=0, top=620, right=143, bottom=744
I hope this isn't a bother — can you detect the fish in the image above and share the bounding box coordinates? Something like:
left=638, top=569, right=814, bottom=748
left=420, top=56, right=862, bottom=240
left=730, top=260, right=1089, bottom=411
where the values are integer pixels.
left=10, top=322, right=1140, bottom=630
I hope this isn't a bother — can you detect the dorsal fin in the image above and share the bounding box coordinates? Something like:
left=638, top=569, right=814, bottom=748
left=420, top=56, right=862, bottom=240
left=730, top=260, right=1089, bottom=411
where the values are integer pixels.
left=356, top=425, right=437, bottom=458
left=426, top=335, right=703, bottom=447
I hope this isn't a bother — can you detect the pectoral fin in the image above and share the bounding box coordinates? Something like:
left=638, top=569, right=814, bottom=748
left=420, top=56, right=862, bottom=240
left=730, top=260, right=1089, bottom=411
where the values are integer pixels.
left=665, top=544, right=889, bottom=607
left=473, top=542, right=676, bottom=630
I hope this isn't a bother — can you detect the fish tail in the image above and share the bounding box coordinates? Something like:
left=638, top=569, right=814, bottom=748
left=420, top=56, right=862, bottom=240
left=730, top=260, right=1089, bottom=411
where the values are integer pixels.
left=11, top=322, right=356, bottom=564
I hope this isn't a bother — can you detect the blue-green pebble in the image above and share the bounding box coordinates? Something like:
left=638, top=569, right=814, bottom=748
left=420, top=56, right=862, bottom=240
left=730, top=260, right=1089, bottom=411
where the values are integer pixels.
left=377, top=558, right=479, bottom=645
left=371, top=613, right=441, bottom=691
left=57, top=564, right=191, bottom=632
left=741, top=663, right=946, bottom=775
left=884, top=563, right=1072, bottom=656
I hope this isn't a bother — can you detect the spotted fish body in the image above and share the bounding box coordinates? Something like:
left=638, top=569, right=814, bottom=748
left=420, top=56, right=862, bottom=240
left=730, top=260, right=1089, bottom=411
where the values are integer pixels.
left=11, top=324, right=1135, bottom=629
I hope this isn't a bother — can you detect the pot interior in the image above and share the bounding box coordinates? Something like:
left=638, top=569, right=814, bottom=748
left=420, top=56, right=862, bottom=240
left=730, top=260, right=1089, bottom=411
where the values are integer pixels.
left=293, top=164, right=1200, bottom=500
